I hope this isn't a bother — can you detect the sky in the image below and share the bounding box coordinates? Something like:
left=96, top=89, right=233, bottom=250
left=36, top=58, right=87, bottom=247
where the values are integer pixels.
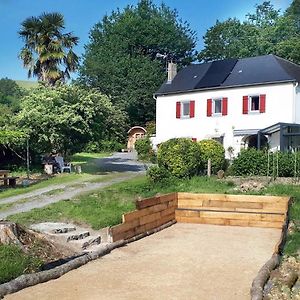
left=0, top=0, right=292, bottom=81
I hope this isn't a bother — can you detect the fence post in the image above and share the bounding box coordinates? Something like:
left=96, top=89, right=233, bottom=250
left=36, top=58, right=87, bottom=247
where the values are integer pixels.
left=207, top=159, right=211, bottom=177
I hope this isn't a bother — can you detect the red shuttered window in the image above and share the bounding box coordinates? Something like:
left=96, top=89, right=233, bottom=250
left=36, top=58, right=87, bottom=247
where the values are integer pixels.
left=176, top=101, right=195, bottom=119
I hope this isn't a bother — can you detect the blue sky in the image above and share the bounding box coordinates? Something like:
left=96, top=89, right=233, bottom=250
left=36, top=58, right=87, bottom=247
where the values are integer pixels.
left=0, top=0, right=291, bottom=80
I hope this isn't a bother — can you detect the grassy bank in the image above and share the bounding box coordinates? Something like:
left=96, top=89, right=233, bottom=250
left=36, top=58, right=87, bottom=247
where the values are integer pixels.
left=0, top=244, right=42, bottom=284
left=8, top=176, right=234, bottom=229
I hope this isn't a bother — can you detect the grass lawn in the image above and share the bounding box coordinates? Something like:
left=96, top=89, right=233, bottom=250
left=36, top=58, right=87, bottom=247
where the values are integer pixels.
left=0, top=244, right=42, bottom=284
left=8, top=176, right=234, bottom=229
left=0, top=152, right=111, bottom=200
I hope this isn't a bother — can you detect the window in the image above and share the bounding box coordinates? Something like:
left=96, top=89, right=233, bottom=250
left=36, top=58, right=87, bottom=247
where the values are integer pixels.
left=207, top=98, right=228, bottom=117
left=213, top=99, right=222, bottom=115
left=182, top=102, right=190, bottom=117
left=242, top=94, right=266, bottom=114
left=176, top=101, right=195, bottom=119
left=250, top=96, right=260, bottom=112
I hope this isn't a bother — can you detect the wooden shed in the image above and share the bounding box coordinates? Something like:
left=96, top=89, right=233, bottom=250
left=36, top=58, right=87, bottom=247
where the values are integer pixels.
left=127, top=126, right=147, bottom=151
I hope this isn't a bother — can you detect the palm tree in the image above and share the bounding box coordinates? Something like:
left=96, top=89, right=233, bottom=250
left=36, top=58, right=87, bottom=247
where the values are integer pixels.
left=19, top=13, right=79, bottom=85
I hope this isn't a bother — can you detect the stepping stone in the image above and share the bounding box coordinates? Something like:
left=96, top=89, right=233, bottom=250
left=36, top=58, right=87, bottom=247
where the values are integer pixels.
left=30, top=222, right=76, bottom=234
left=71, top=235, right=101, bottom=250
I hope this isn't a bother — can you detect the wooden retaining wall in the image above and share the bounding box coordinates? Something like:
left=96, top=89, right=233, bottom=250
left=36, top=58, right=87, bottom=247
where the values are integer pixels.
left=109, top=192, right=291, bottom=242
left=176, top=193, right=290, bottom=229
left=109, top=193, right=177, bottom=242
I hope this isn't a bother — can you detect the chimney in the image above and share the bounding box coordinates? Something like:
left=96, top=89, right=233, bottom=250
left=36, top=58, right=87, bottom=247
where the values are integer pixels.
left=167, top=62, right=177, bottom=84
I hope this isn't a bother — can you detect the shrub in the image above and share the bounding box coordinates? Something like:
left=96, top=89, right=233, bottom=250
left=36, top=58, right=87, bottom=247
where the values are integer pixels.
left=135, top=137, right=151, bottom=157
left=231, top=149, right=300, bottom=177
left=231, top=148, right=268, bottom=176
left=198, top=139, right=225, bottom=174
left=147, top=165, right=172, bottom=183
left=84, top=140, right=124, bottom=152
left=157, top=138, right=201, bottom=178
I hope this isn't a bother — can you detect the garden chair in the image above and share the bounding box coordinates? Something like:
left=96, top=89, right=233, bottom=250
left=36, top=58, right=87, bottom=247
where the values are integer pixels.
left=54, top=156, right=71, bottom=173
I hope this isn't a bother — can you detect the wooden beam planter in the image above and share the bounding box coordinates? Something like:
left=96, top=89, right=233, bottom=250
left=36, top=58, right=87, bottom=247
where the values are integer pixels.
left=109, top=193, right=177, bottom=242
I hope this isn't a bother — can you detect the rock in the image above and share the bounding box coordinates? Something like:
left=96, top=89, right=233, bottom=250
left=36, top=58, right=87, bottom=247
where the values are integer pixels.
left=217, top=170, right=225, bottom=179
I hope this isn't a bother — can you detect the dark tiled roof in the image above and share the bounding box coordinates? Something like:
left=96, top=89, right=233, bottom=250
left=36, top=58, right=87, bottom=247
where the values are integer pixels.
left=155, top=55, right=300, bottom=96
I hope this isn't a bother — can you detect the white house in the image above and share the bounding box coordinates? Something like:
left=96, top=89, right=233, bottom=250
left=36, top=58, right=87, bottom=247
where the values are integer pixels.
left=153, top=55, right=300, bottom=157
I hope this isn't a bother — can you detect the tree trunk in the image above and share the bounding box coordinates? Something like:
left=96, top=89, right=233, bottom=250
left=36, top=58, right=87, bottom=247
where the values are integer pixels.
left=0, top=221, right=22, bottom=246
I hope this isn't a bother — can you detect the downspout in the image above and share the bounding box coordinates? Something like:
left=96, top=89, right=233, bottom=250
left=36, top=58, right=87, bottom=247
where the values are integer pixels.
left=293, top=82, right=298, bottom=123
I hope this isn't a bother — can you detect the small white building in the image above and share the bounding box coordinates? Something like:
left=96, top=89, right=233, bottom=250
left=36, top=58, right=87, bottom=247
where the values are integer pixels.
left=153, top=55, right=300, bottom=157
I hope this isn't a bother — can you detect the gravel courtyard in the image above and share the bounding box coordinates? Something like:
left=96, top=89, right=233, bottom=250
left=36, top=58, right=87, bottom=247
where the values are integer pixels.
left=6, top=223, right=281, bottom=300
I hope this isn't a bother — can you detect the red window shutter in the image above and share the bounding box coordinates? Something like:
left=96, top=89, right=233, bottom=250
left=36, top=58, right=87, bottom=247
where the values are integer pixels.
left=260, top=94, right=266, bottom=113
left=242, top=96, right=248, bottom=114
left=190, top=101, right=195, bottom=118
left=176, top=102, right=181, bottom=118
left=192, top=138, right=197, bottom=142
left=207, top=99, right=212, bottom=117
left=222, top=97, right=228, bottom=116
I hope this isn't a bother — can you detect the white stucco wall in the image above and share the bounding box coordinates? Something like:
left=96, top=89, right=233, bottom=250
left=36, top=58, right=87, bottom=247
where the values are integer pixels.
left=155, top=82, right=296, bottom=157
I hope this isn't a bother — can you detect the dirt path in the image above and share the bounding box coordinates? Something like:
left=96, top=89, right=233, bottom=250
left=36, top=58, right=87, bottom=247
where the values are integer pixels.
left=6, top=223, right=281, bottom=300
left=0, top=152, right=146, bottom=219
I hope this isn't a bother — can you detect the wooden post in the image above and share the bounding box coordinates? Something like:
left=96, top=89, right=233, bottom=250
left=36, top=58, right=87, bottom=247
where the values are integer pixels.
left=207, top=159, right=211, bottom=177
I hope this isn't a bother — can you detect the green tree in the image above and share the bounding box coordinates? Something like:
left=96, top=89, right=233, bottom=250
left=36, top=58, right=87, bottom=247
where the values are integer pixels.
left=19, top=13, right=79, bottom=85
left=15, top=84, right=126, bottom=155
left=79, top=0, right=197, bottom=125
left=198, top=1, right=300, bottom=64
left=0, top=78, right=25, bottom=128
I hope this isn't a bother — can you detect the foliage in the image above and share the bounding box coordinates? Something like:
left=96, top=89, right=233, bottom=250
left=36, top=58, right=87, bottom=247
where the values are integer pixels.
left=198, top=1, right=300, bottom=64
left=0, top=130, right=27, bottom=147
left=19, top=13, right=79, bottom=85
left=147, top=165, right=172, bottom=184
left=15, top=84, right=126, bottom=155
left=198, top=139, right=225, bottom=174
left=84, top=140, right=124, bottom=153
left=0, top=244, right=42, bottom=284
left=157, top=138, right=201, bottom=178
left=145, top=121, right=156, bottom=135
left=0, top=78, right=25, bottom=128
left=231, top=148, right=300, bottom=177
left=0, top=78, right=23, bottom=111
left=79, top=0, right=197, bottom=125
left=135, top=136, right=151, bottom=157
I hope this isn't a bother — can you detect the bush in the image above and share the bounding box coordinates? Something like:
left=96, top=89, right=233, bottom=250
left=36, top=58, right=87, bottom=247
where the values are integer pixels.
left=135, top=137, right=151, bottom=157
left=231, top=148, right=268, bottom=176
left=135, top=136, right=157, bottom=162
left=198, top=139, right=225, bottom=174
left=157, top=138, right=201, bottom=178
left=84, top=140, right=124, bottom=152
left=231, top=149, right=300, bottom=177
left=147, top=165, right=172, bottom=183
